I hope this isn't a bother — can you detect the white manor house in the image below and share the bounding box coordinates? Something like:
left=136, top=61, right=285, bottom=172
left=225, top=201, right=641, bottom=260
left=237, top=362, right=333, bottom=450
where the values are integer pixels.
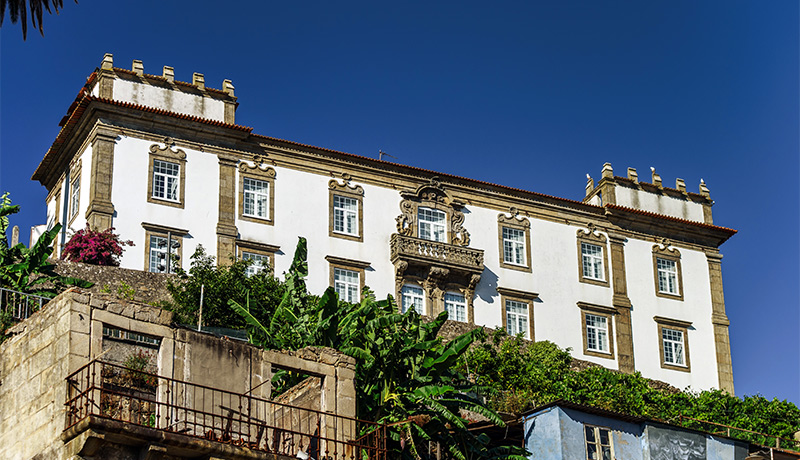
left=32, top=54, right=736, bottom=393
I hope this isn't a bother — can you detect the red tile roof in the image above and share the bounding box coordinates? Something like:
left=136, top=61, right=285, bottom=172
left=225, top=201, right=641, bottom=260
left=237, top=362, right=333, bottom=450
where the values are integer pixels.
left=604, top=203, right=737, bottom=234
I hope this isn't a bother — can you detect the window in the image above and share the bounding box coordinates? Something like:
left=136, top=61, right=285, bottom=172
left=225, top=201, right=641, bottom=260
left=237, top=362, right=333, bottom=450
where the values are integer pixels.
left=69, top=175, right=80, bottom=220
left=334, top=268, right=360, bottom=303
left=584, top=425, right=613, bottom=460
left=578, top=302, right=616, bottom=359
left=418, top=207, right=447, bottom=242
left=655, top=316, right=692, bottom=372
left=148, top=234, right=180, bottom=273
left=581, top=243, right=604, bottom=280
left=652, top=244, right=683, bottom=300
left=585, top=313, right=609, bottom=353
left=243, top=177, right=269, bottom=219
left=103, top=326, right=161, bottom=347
left=142, top=223, right=186, bottom=273
left=148, top=142, right=186, bottom=208
left=333, top=195, right=358, bottom=235
left=242, top=251, right=270, bottom=276
left=662, top=327, right=685, bottom=366
left=444, top=292, right=467, bottom=322
left=327, top=256, right=370, bottom=304
left=498, top=287, right=537, bottom=340
left=329, top=177, right=364, bottom=242
left=401, top=284, right=425, bottom=314
left=238, top=162, right=276, bottom=224
left=502, top=227, right=526, bottom=266
left=497, top=211, right=531, bottom=272
left=656, top=258, right=678, bottom=294
left=505, top=300, right=529, bottom=338
left=152, top=159, right=180, bottom=201
left=576, top=227, right=609, bottom=286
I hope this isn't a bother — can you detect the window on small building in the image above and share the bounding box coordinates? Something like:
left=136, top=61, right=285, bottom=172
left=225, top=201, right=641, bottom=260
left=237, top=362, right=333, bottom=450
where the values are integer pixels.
left=69, top=175, right=80, bottom=220
left=584, top=425, right=613, bottom=460
left=581, top=242, right=604, bottom=281
left=662, top=327, right=686, bottom=366
left=505, top=299, right=529, bottom=339
left=401, top=284, right=425, bottom=315
left=242, top=251, right=269, bottom=276
left=502, top=227, right=526, bottom=266
left=152, top=159, right=180, bottom=201
left=334, top=267, right=360, bottom=303
left=333, top=195, right=359, bottom=236
left=444, top=292, right=467, bottom=322
left=418, top=207, right=446, bottom=242
left=585, top=313, right=609, bottom=353
left=243, top=177, right=270, bottom=219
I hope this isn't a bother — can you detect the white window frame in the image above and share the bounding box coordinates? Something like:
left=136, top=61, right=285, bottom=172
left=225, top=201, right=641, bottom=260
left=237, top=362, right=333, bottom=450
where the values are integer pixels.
left=502, top=227, right=526, bottom=266
left=417, top=207, right=447, bottom=242
left=401, top=284, right=425, bottom=315
left=444, top=292, right=467, bottom=323
left=334, top=267, right=360, bottom=303
left=662, top=327, right=686, bottom=366
left=242, top=177, right=270, bottom=219
left=152, top=159, right=180, bottom=202
left=656, top=257, right=678, bottom=295
left=581, top=242, right=605, bottom=281
left=585, top=313, right=609, bottom=353
left=242, top=251, right=269, bottom=277
left=333, top=194, right=359, bottom=236
left=69, top=175, right=80, bottom=220
left=147, top=234, right=180, bottom=273
left=505, top=299, right=529, bottom=339
left=584, top=425, right=614, bottom=460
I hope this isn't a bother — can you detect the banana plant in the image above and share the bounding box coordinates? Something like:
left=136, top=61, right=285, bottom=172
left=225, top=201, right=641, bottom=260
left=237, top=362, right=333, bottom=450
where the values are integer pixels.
left=230, top=237, right=527, bottom=460
left=0, top=192, right=92, bottom=297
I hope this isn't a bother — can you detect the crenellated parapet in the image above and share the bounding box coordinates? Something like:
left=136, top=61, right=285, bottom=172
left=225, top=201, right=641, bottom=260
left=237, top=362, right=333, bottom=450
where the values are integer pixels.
left=585, top=163, right=714, bottom=224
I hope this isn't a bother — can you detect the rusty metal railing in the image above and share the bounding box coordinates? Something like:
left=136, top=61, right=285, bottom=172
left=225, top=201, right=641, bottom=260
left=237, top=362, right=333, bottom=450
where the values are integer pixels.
left=0, top=287, right=49, bottom=321
left=65, top=360, right=387, bottom=460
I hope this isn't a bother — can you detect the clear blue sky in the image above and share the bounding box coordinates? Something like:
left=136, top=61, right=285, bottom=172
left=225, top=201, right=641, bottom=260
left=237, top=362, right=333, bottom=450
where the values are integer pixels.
left=1, top=1, right=798, bottom=404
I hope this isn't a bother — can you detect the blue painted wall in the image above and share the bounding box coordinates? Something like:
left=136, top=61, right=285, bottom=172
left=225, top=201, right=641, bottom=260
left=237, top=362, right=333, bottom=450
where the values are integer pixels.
left=523, top=406, right=749, bottom=460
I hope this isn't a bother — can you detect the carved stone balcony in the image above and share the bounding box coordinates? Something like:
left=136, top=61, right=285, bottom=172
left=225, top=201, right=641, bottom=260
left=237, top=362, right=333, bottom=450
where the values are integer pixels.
left=390, top=233, right=484, bottom=276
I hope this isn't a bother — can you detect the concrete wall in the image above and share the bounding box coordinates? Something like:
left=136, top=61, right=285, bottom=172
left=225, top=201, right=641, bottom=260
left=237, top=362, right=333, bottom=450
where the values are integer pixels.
left=0, top=290, right=357, bottom=460
left=615, top=186, right=706, bottom=222
left=112, top=77, right=226, bottom=122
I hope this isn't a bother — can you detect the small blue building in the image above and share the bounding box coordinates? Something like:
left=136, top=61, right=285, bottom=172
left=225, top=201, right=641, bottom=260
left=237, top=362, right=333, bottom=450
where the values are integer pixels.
left=521, top=401, right=755, bottom=460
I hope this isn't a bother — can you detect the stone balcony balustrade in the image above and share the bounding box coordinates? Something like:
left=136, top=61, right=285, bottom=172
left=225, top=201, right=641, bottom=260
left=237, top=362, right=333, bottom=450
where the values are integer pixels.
left=389, top=233, right=484, bottom=275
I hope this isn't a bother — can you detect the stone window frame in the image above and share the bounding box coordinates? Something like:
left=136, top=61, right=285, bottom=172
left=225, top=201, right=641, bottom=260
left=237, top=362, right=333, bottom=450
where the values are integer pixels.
left=497, top=209, right=532, bottom=272
left=236, top=239, right=280, bottom=276
left=497, top=287, right=538, bottom=340
left=326, top=255, right=370, bottom=302
left=577, top=302, right=616, bottom=359
left=147, top=143, right=187, bottom=209
left=654, top=316, right=692, bottom=373
left=395, top=177, right=470, bottom=246
left=68, top=163, right=82, bottom=225
left=328, top=175, right=364, bottom=242
left=238, top=162, right=276, bottom=225
left=652, top=243, right=684, bottom=301
left=49, top=185, right=62, bottom=228
left=576, top=225, right=610, bottom=287
left=141, top=222, right=187, bottom=273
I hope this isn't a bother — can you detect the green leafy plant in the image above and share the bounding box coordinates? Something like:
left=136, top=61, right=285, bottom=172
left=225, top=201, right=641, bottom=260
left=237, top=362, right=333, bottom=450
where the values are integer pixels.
left=230, top=238, right=527, bottom=460
left=124, top=349, right=157, bottom=390
left=116, top=282, right=135, bottom=300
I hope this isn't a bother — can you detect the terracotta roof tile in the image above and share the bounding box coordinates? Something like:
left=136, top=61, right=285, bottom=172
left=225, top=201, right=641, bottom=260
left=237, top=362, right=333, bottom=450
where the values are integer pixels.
left=91, top=96, right=252, bottom=132
left=604, top=203, right=737, bottom=234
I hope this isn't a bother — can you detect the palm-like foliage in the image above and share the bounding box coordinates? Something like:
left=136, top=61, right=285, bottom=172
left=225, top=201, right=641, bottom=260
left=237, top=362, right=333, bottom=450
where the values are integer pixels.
left=0, top=0, right=74, bottom=39
left=231, top=237, right=527, bottom=460
left=0, top=192, right=92, bottom=297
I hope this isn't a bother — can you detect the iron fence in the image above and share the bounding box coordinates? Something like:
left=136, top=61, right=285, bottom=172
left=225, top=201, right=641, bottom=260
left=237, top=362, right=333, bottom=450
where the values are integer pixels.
left=65, top=360, right=387, bottom=460
left=0, top=287, right=49, bottom=321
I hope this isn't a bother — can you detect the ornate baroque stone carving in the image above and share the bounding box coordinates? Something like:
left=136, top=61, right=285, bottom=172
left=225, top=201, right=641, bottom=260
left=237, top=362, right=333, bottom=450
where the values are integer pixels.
left=395, top=177, right=470, bottom=246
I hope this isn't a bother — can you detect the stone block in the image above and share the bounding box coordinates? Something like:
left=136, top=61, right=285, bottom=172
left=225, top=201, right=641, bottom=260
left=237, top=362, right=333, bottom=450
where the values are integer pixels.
left=69, top=331, right=91, bottom=358
left=89, top=294, right=105, bottom=308
left=28, top=345, right=55, bottom=379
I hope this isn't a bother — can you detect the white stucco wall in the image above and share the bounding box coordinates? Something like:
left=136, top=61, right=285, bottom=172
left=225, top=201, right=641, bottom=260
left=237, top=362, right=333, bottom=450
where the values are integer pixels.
left=112, top=78, right=226, bottom=122
left=615, top=187, right=705, bottom=222
left=624, top=237, right=718, bottom=390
